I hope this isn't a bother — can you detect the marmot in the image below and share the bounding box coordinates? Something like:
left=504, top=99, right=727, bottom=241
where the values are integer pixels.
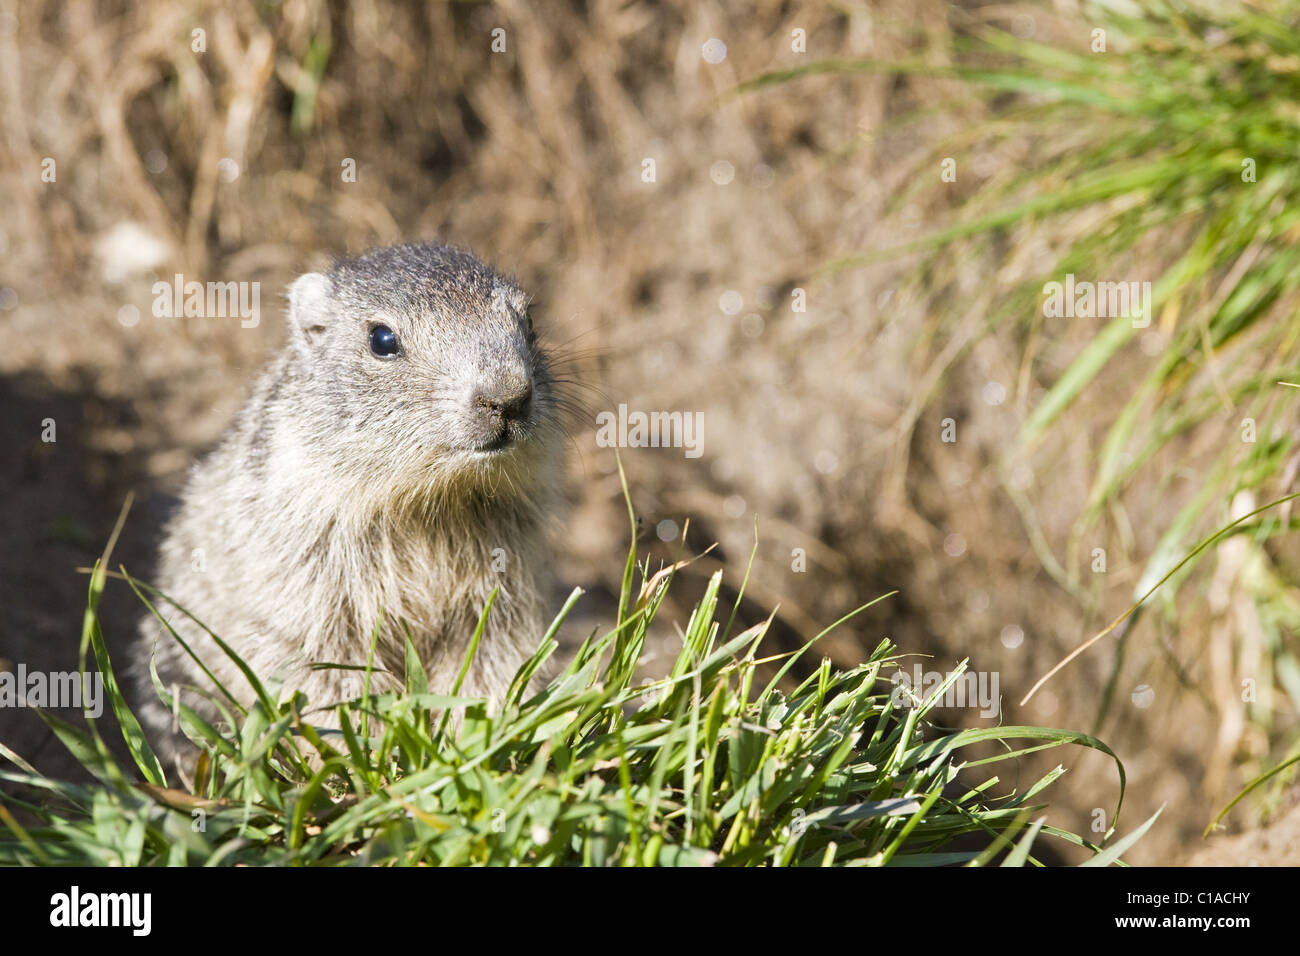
left=131, top=241, right=565, bottom=758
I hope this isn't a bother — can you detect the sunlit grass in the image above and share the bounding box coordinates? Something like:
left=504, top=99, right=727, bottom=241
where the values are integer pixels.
left=739, top=0, right=1300, bottom=817
left=0, top=487, right=1150, bottom=866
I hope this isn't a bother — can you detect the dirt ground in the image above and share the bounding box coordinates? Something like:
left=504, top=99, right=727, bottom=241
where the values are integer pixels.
left=1, top=0, right=1296, bottom=864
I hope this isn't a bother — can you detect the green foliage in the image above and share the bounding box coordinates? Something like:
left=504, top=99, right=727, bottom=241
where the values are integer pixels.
left=0, top=496, right=1148, bottom=867
left=740, top=0, right=1300, bottom=804
left=748, top=3, right=1300, bottom=541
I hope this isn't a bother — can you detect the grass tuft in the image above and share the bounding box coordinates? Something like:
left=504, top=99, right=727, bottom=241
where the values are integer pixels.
left=0, top=499, right=1149, bottom=866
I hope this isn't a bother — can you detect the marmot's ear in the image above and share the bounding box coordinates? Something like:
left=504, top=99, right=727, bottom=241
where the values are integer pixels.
left=287, top=272, right=332, bottom=345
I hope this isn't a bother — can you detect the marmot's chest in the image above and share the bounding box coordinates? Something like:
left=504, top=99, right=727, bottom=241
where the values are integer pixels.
left=331, top=528, right=506, bottom=635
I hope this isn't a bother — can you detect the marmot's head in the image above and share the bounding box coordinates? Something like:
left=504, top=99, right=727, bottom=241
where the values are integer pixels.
left=284, top=242, right=564, bottom=506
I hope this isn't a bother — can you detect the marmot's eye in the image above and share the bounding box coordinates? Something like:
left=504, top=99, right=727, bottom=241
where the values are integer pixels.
left=369, top=324, right=400, bottom=358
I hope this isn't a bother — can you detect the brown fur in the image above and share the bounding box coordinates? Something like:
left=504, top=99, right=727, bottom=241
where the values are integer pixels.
left=131, top=242, right=566, bottom=759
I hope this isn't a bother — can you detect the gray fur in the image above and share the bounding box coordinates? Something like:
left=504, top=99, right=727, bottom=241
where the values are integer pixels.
left=131, top=241, right=564, bottom=760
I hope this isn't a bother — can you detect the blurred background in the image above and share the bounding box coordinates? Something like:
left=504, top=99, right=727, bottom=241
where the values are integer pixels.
left=3, top=0, right=1300, bottom=864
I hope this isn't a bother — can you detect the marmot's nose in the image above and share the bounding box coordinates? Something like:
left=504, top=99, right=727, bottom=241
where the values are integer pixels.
left=473, top=380, right=533, bottom=426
